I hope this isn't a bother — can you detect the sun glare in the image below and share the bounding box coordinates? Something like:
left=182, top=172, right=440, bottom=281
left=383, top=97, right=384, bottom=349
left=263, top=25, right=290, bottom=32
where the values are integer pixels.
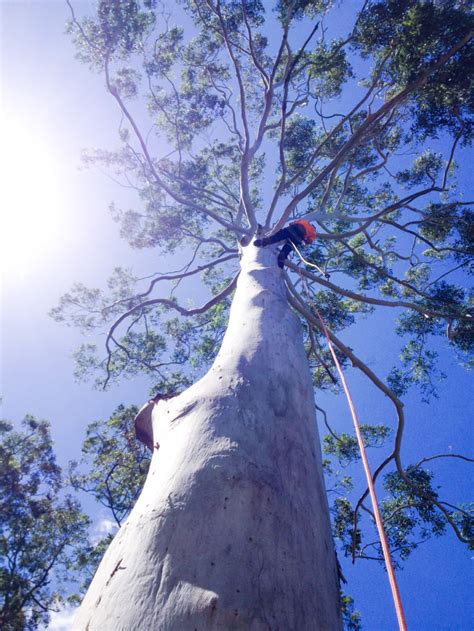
left=0, top=115, right=63, bottom=277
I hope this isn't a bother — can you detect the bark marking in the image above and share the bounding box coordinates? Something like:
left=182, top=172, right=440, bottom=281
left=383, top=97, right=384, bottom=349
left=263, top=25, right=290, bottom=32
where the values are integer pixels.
left=105, top=558, right=126, bottom=586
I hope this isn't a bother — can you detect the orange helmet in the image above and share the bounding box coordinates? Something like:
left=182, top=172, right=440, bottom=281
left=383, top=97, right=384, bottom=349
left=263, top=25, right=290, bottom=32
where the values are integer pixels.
left=292, top=219, right=317, bottom=242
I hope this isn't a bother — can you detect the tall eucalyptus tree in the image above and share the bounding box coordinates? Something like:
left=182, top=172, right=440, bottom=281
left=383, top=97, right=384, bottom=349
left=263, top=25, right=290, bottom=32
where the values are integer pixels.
left=56, top=1, right=473, bottom=628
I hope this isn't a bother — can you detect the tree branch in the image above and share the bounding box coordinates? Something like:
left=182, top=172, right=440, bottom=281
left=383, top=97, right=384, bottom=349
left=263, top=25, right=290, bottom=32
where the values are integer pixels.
left=276, top=29, right=474, bottom=229
left=103, top=273, right=239, bottom=388
left=285, top=279, right=474, bottom=549
left=285, top=261, right=471, bottom=321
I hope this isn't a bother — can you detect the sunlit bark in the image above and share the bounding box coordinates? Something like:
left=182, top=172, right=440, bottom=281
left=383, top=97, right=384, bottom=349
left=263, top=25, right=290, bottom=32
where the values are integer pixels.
left=74, top=244, right=341, bottom=630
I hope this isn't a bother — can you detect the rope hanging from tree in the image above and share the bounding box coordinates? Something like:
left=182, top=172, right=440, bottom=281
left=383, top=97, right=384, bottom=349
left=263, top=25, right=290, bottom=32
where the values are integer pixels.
left=289, top=239, right=330, bottom=279
left=291, top=246, right=408, bottom=631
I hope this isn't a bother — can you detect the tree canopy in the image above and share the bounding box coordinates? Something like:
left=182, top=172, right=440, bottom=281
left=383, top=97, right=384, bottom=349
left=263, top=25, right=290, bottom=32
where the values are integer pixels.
left=0, top=417, right=89, bottom=630
left=54, top=0, right=474, bottom=608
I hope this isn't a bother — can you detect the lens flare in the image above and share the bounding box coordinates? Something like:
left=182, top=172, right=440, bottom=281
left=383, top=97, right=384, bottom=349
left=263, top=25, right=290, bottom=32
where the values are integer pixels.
left=0, top=114, right=63, bottom=277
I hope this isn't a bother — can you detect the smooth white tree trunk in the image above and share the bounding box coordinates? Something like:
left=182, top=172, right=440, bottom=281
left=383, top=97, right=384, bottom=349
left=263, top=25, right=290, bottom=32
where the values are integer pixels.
left=74, top=244, right=342, bottom=630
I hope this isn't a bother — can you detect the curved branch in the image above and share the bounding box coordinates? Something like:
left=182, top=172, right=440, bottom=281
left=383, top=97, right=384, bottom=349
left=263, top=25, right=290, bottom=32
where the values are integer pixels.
left=307, top=183, right=444, bottom=228
left=415, top=453, right=474, bottom=467
left=286, top=279, right=473, bottom=549
left=285, top=261, right=471, bottom=321
left=105, top=57, right=247, bottom=235
left=307, top=322, right=338, bottom=385
left=104, top=253, right=238, bottom=315
left=341, top=239, right=459, bottom=304
left=207, top=0, right=256, bottom=228
left=67, top=1, right=248, bottom=235
left=380, top=218, right=473, bottom=257
left=103, top=273, right=239, bottom=388
left=240, top=0, right=269, bottom=88
left=315, top=403, right=340, bottom=441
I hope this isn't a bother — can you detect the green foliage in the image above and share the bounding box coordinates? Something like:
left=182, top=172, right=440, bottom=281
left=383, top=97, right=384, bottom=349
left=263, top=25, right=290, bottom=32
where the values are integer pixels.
left=284, top=115, right=318, bottom=174
left=396, top=150, right=443, bottom=187
left=60, top=0, right=474, bottom=615
left=67, top=0, right=156, bottom=69
left=332, top=497, right=360, bottom=559
left=419, top=202, right=463, bottom=242
left=353, top=0, right=474, bottom=140
left=306, top=40, right=353, bottom=98
left=69, top=405, right=151, bottom=527
left=379, top=467, right=446, bottom=561
left=340, top=593, right=362, bottom=631
left=66, top=406, right=155, bottom=592
left=388, top=340, right=445, bottom=402
left=450, top=503, right=474, bottom=550
left=0, top=417, right=89, bottom=630
left=276, top=0, right=332, bottom=23
left=323, top=419, right=467, bottom=570
left=323, top=424, right=392, bottom=466
left=387, top=281, right=472, bottom=400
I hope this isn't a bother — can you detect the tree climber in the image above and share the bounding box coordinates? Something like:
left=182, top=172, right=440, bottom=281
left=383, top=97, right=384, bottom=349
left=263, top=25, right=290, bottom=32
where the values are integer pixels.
left=253, top=219, right=317, bottom=268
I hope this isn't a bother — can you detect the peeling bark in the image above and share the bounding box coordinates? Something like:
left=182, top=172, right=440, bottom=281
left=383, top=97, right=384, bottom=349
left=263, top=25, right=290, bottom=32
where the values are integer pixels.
left=74, top=244, right=341, bottom=630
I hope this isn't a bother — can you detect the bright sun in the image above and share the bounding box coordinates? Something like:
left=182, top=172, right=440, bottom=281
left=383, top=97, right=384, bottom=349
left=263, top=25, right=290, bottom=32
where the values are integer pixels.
left=0, top=115, right=63, bottom=277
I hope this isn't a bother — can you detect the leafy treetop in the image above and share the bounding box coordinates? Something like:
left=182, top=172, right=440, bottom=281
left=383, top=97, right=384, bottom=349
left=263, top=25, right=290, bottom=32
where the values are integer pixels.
left=55, top=0, right=473, bottom=585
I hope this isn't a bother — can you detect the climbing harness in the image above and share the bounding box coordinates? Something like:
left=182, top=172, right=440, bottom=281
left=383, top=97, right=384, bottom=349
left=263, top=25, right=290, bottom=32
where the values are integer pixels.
left=294, top=262, right=407, bottom=631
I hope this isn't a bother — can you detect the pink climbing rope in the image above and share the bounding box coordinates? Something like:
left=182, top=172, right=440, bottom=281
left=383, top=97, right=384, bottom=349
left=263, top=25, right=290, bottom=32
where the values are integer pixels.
left=295, top=264, right=407, bottom=631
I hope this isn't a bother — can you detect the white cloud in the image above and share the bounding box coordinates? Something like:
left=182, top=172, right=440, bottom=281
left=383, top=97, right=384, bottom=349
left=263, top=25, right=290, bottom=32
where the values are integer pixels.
left=97, top=518, right=119, bottom=536
left=44, top=604, right=77, bottom=630
left=90, top=517, right=119, bottom=545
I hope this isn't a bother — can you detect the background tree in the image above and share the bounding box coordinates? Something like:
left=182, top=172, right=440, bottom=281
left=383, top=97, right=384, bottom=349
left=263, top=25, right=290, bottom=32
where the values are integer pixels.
left=69, top=404, right=150, bottom=529
left=66, top=404, right=151, bottom=600
left=55, top=0, right=473, bottom=627
left=0, top=416, right=90, bottom=630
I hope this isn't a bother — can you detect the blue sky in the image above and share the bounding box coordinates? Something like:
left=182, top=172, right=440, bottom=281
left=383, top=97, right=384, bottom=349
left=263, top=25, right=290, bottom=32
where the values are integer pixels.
left=1, top=2, right=472, bottom=629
